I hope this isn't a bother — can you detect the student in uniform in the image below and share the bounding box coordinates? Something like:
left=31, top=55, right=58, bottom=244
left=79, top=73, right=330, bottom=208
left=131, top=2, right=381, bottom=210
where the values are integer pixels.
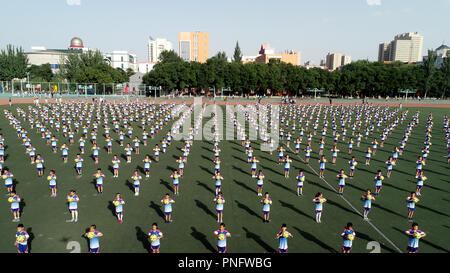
left=74, top=154, right=83, bottom=175
left=214, top=192, right=225, bottom=223
left=47, top=170, right=57, bottom=197
left=406, top=192, right=419, bottom=221
left=362, top=189, right=375, bottom=220
left=14, top=224, right=29, bottom=253
left=405, top=223, right=426, bottom=253
left=312, top=192, right=327, bottom=223
left=84, top=225, right=103, bottom=253
left=261, top=192, right=273, bottom=223
left=171, top=170, right=180, bottom=195
left=66, top=190, right=79, bottom=222
left=161, top=193, right=175, bottom=223
left=131, top=170, right=142, bottom=196
left=296, top=170, right=306, bottom=196
left=112, top=193, right=125, bottom=223
left=341, top=222, right=356, bottom=253
left=214, top=223, right=231, bottom=253
left=112, top=155, right=120, bottom=178
left=148, top=223, right=164, bottom=253
left=374, top=170, right=384, bottom=196
left=93, top=168, right=105, bottom=194
left=337, top=169, right=348, bottom=196
left=276, top=224, right=293, bottom=253
left=143, top=155, right=152, bottom=177
left=8, top=191, right=21, bottom=222
left=256, top=170, right=265, bottom=196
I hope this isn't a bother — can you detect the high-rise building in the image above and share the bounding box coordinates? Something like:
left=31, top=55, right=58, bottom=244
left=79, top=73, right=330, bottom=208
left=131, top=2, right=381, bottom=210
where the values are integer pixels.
left=325, top=52, right=351, bottom=70
left=148, top=38, right=173, bottom=63
left=178, top=32, right=209, bottom=63
left=341, top=55, right=352, bottom=66
left=378, top=32, right=424, bottom=63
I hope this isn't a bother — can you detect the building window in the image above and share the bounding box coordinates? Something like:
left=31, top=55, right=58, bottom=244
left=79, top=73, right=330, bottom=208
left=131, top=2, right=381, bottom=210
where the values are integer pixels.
left=121, top=63, right=124, bottom=69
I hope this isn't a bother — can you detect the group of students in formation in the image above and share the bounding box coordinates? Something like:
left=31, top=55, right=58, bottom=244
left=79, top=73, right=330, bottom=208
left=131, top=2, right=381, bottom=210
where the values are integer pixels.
left=1, top=99, right=448, bottom=253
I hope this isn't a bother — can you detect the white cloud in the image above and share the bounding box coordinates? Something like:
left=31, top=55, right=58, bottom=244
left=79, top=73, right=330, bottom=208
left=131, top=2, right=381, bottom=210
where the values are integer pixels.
left=366, top=0, right=381, bottom=6
left=67, top=0, right=81, bottom=6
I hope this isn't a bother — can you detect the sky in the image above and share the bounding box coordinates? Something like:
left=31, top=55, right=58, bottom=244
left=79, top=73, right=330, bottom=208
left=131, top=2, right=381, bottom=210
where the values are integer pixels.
left=0, top=0, right=449, bottom=65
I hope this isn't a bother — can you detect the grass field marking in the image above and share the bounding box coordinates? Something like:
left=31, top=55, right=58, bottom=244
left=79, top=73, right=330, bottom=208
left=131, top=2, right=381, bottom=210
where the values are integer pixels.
left=283, top=144, right=404, bottom=253
left=66, top=241, right=81, bottom=253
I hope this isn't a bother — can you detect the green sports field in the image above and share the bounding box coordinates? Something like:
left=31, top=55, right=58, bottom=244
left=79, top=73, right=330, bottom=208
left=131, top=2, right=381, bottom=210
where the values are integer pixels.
left=0, top=101, right=449, bottom=253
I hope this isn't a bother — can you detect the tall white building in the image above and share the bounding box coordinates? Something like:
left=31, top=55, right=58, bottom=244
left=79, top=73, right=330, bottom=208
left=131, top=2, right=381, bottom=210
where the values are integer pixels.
left=378, top=32, right=424, bottom=62
left=103, top=51, right=138, bottom=72
left=148, top=38, right=173, bottom=63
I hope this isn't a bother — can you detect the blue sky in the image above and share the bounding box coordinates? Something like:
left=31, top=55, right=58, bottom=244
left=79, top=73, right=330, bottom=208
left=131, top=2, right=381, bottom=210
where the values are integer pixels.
left=0, top=0, right=448, bottom=64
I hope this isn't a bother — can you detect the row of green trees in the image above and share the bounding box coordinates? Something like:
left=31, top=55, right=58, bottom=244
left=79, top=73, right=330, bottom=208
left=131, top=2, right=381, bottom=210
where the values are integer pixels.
left=0, top=45, right=134, bottom=85
left=143, top=49, right=449, bottom=98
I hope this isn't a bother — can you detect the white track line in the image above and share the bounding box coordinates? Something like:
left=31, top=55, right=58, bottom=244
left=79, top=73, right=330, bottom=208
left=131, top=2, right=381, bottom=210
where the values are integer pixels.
left=283, top=143, right=403, bottom=253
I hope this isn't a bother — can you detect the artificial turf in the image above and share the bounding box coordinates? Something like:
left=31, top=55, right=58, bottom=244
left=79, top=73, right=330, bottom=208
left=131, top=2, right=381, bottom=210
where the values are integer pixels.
left=0, top=102, right=448, bottom=253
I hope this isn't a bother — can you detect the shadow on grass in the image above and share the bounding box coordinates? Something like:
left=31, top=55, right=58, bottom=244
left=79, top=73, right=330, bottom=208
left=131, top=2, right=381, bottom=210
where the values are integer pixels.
left=269, top=179, right=294, bottom=195
left=135, top=226, right=151, bottom=253
left=242, top=227, right=276, bottom=253
left=195, top=199, right=216, bottom=219
left=196, top=180, right=215, bottom=194
left=292, top=226, right=337, bottom=253
left=160, top=179, right=173, bottom=193
left=327, top=199, right=361, bottom=217
left=372, top=203, right=404, bottom=218
left=233, top=179, right=255, bottom=194
left=190, top=227, right=216, bottom=253
left=278, top=200, right=312, bottom=221
left=107, top=201, right=116, bottom=217
left=149, top=201, right=165, bottom=221
left=235, top=200, right=263, bottom=221
left=200, top=166, right=214, bottom=176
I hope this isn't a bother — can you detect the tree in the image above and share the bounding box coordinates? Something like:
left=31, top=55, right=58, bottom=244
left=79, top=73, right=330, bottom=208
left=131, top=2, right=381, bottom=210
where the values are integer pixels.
left=422, top=49, right=437, bottom=98
left=28, top=63, right=53, bottom=82
left=233, top=41, right=242, bottom=63
left=158, top=50, right=184, bottom=64
left=126, top=67, right=136, bottom=79
left=439, top=51, right=450, bottom=98
left=59, top=50, right=128, bottom=84
left=0, top=44, right=29, bottom=81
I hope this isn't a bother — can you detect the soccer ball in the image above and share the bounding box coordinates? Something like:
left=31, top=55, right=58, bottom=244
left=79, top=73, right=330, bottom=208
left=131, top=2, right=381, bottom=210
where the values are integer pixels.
left=217, top=198, right=224, bottom=204
left=67, top=197, right=74, bottom=202
left=263, top=198, right=271, bottom=205
left=47, top=176, right=52, bottom=181
left=2, top=175, right=7, bottom=179
left=367, top=194, right=373, bottom=200
left=218, top=234, right=226, bottom=241
left=347, top=234, right=355, bottom=241
left=16, top=235, right=26, bottom=243
left=319, top=198, right=326, bottom=203
left=95, top=174, right=101, bottom=178
left=150, top=234, right=158, bottom=242
left=414, top=232, right=422, bottom=239
left=282, top=231, right=290, bottom=238
left=163, top=199, right=170, bottom=205
left=113, top=200, right=121, bottom=206
left=300, top=177, right=305, bottom=182
left=412, top=197, right=419, bottom=203
left=8, top=197, right=14, bottom=203
left=86, top=232, right=95, bottom=239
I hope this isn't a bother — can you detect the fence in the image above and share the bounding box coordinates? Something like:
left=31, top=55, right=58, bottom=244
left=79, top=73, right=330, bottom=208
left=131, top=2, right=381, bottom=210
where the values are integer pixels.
left=0, top=80, right=172, bottom=98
